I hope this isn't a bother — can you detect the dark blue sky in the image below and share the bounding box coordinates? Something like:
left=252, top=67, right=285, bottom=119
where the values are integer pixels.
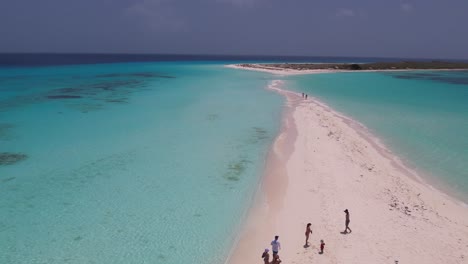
left=1, top=0, right=468, bottom=59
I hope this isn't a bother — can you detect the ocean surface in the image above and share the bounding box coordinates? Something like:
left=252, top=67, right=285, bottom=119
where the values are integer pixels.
left=2, top=54, right=468, bottom=264
left=0, top=57, right=285, bottom=264
left=0, top=53, right=410, bottom=68
left=286, top=71, right=468, bottom=201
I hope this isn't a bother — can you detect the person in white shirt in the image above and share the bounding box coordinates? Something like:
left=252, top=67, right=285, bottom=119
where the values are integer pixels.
left=271, top=235, right=281, bottom=256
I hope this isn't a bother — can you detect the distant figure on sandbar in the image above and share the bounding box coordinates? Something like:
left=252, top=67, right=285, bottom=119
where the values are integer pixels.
left=305, top=94, right=308, bottom=99
left=305, top=223, right=313, bottom=246
left=343, top=209, right=352, bottom=233
left=261, top=248, right=270, bottom=264
left=271, top=235, right=281, bottom=256
left=301, top=92, right=304, bottom=98
left=271, top=254, right=282, bottom=264
left=320, top=239, right=325, bottom=254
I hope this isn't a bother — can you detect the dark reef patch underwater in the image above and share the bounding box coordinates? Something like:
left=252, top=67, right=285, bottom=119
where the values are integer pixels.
left=388, top=71, right=468, bottom=85
left=0, top=152, right=27, bottom=165
left=95, top=72, right=175, bottom=79
left=0, top=71, right=176, bottom=113
left=47, top=95, right=82, bottom=99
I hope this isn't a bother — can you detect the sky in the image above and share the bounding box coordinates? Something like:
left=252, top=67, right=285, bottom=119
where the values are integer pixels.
left=1, top=0, right=468, bottom=59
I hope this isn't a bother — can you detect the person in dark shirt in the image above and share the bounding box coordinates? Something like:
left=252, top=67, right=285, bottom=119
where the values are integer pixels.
left=320, top=240, right=325, bottom=254
left=344, top=209, right=352, bottom=233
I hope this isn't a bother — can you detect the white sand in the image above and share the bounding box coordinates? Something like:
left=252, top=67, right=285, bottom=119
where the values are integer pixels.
left=226, top=79, right=468, bottom=264
left=225, top=63, right=466, bottom=76
left=225, top=64, right=338, bottom=75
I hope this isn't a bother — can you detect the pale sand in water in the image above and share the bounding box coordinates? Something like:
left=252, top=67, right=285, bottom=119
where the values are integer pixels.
left=226, top=79, right=468, bottom=264
left=225, top=64, right=338, bottom=75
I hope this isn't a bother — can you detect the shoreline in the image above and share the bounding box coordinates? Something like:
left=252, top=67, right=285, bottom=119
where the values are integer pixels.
left=225, top=64, right=468, bottom=75
left=227, top=62, right=468, bottom=203
left=226, top=77, right=468, bottom=263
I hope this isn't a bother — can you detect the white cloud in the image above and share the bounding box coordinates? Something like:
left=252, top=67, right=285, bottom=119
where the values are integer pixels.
left=401, top=3, right=413, bottom=12
left=336, top=8, right=355, bottom=17
left=124, top=0, right=185, bottom=31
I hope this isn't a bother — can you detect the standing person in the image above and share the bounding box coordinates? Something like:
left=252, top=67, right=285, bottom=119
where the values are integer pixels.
left=320, top=240, right=325, bottom=254
left=305, top=94, right=308, bottom=99
left=301, top=92, right=304, bottom=98
left=305, top=223, right=313, bottom=246
left=344, top=209, right=352, bottom=233
left=261, top=248, right=270, bottom=264
left=271, top=235, right=281, bottom=257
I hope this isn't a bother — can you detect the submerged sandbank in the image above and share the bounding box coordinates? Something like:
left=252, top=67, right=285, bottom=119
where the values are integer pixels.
left=226, top=78, right=468, bottom=264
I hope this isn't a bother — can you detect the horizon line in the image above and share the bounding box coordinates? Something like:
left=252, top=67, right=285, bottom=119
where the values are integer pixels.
left=1, top=52, right=467, bottom=62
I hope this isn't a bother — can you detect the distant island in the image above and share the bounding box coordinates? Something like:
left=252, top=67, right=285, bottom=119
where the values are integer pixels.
left=234, top=61, right=468, bottom=72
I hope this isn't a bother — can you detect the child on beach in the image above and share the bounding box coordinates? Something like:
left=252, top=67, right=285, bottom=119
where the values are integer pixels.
left=320, top=240, right=325, bottom=254
left=261, top=248, right=270, bottom=264
left=305, top=223, right=313, bottom=246
left=271, top=254, right=282, bottom=264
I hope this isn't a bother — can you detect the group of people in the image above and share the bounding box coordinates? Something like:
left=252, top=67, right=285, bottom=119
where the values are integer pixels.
left=306, top=209, right=352, bottom=250
left=301, top=93, right=308, bottom=99
left=261, top=209, right=352, bottom=263
left=261, top=236, right=282, bottom=264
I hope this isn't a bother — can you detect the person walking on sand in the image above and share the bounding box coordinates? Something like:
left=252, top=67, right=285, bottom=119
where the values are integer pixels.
left=261, top=248, right=270, bottom=264
left=344, top=209, right=352, bottom=233
left=271, top=235, right=281, bottom=256
left=305, top=223, right=313, bottom=246
left=320, top=240, right=325, bottom=254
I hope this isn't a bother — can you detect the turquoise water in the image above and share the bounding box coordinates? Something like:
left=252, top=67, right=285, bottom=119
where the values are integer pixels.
left=4, top=60, right=468, bottom=263
left=286, top=71, right=468, bottom=201
left=0, top=62, right=283, bottom=263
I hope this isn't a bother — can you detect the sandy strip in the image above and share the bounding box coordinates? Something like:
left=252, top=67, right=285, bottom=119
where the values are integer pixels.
left=226, top=80, right=468, bottom=264
left=225, top=64, right=338, bottom=75
left=225, top=64, right=468, bottom=76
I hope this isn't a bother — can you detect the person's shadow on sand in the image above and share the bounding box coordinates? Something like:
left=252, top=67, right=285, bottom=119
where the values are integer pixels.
left=303, top=244, right=310, bottom=248
left=340, top=230, right=352, bottom=235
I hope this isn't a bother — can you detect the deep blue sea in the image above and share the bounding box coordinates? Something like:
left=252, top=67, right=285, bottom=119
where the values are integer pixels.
left=1, top=54, right=467, bottom=263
